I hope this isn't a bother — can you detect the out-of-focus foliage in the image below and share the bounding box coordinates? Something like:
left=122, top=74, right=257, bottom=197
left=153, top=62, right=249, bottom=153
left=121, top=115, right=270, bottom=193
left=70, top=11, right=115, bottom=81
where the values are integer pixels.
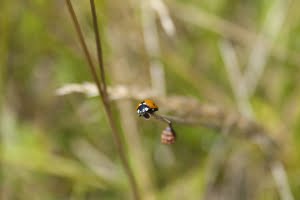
left=1, top=0, right=300, bottom=199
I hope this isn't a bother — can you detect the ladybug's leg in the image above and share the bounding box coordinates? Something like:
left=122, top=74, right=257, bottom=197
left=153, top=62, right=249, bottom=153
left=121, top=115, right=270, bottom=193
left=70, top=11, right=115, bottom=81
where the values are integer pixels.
left=142, top=113, right=151, bottom=120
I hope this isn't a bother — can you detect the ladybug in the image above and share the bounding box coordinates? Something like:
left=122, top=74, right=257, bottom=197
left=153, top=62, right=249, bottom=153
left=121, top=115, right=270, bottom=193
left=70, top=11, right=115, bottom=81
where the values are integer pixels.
left=136, top=99, right=159, bottom=119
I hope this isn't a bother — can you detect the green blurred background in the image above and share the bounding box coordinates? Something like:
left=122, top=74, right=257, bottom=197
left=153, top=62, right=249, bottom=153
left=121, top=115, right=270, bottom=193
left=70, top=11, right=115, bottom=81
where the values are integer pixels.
left=1, top=0, right=300, bottom=199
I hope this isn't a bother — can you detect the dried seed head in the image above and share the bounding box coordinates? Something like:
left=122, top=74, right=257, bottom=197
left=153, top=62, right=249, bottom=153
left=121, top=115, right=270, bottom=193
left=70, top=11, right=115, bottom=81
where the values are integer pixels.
left=161, top=126, right=176, bottom=144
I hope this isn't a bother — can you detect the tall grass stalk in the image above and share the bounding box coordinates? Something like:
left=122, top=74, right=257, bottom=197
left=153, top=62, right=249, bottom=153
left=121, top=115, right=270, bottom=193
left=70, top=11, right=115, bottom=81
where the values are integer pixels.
left=65, top=0, right=141, bottom=199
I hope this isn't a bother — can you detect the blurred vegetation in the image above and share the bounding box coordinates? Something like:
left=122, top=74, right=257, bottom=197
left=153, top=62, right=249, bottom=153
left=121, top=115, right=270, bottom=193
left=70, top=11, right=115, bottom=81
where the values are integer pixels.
left=1, top=0, right=300, bottom=199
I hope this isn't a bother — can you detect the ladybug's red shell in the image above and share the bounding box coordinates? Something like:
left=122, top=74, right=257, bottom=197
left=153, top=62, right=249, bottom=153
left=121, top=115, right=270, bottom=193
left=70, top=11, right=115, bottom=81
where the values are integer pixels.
left=142, top=99, right=158, bottom=109
left=136, top=99, right=159, bottom=118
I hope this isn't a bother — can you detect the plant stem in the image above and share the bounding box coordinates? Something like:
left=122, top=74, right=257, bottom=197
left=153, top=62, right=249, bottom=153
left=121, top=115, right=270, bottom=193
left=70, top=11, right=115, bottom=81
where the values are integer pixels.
left=65, top=1, right=141, bottom=199
left=151, top=113, right=171, bottom=125
left=89, top=0, right=107, bottom=96
left=65, top=0, right=103, bottom=98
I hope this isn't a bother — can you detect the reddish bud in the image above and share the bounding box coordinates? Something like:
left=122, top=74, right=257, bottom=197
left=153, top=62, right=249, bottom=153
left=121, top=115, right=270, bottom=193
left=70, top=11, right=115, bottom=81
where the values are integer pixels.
left=161, top=126, right=176, bottom=144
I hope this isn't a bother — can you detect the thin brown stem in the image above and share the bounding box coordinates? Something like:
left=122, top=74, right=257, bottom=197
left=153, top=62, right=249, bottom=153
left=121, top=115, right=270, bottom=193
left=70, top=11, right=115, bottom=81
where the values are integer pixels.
left=151, top=113, right=171, bottom=125
left=65, top=0, right=104, bottom=100
left=89, top=0, right=107, bottom=96
left=65, top=1, right=141, bottom=199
